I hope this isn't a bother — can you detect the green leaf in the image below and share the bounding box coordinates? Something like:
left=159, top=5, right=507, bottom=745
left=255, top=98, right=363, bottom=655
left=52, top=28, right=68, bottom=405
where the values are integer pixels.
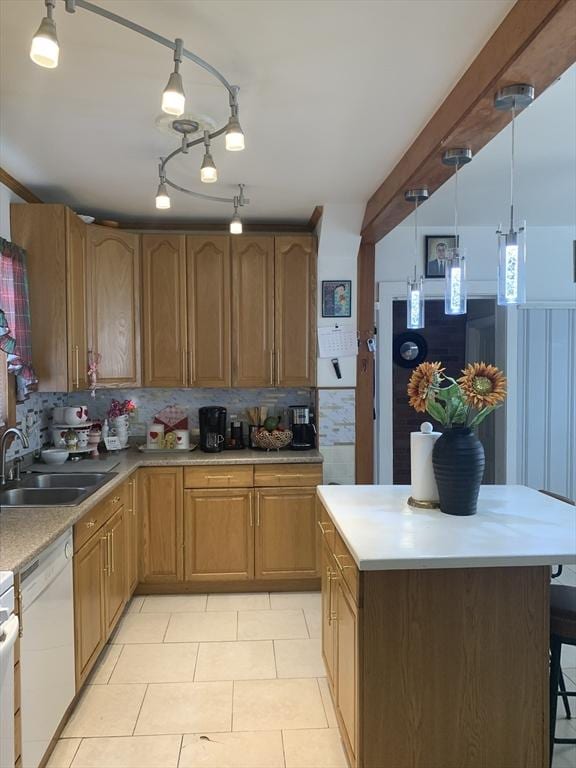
left=469, top=404, right=500, bottom=429
left=426, top=397, right=448, bottom=425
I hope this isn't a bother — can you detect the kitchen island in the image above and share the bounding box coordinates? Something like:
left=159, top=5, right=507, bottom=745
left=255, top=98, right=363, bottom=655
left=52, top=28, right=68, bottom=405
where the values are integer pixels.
left=316, top=484, right=576, bottom=768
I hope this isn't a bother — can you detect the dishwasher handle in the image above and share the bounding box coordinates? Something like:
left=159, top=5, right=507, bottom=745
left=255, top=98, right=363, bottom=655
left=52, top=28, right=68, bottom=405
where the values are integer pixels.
left=0, top=615, right=19, bottom=659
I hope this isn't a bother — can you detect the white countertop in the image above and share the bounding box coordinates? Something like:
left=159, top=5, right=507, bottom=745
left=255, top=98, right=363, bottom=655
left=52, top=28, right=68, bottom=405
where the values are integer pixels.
left=316, top=484, right=576, bottom=571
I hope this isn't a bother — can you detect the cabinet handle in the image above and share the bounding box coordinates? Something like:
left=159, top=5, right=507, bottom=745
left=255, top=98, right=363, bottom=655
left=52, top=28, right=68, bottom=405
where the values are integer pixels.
left=86, top=519, right=97, bottom=528
left=270, top=349, right=274, bottom=385
left=326, top=566, right=332, bottom=625
left=18, top=589, right=23, bottom=638
left=74, top=345, right=80, bottom=389
left=335, top=554, right=354, bottom=571
left=276, top=348, right=281, bottom=384
left=111, top=531, right=115, bottom=574
left=256, top=495, right=261, bottom=527
left=317, top=521, right=332, bottom=536
left=102, top=535, right=109, bottom=574
left=249, top=495, right=253, bottom=527
left=207, top=475, right=232, bottom=481
left=182, top=346, right=187, bottom=383
left=112, top=496, right=121, bottom=504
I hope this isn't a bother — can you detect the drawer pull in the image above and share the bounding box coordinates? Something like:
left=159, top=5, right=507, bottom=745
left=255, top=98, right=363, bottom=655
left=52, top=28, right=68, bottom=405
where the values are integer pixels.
left=335, top=554, right=354, bottom=571
left=207, top=475, right=233, bottom=481
left=85, top=519, right=97, bottom=528
left=112, top=496, right=121, bottom=504
left=317, top=521, right=332, bottom=535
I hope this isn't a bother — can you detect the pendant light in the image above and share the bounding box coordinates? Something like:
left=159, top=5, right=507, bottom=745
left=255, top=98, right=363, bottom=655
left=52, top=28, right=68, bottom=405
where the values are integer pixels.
left=200, top=131, right=218, bottom=183
left=494, top=83, right=534, bottom=306
left=161, top=39, right=186, bottom=117
left=230, top=200, right=242, bottom=234
left=441, top=148, right=472, bottom=315
left=404, top=188, right=428, bottom=329
left=30, top=0, right=59, bottom=69
left=226, top=87, right=245, bottom=151
left=155, top=166, right=171, bottom=210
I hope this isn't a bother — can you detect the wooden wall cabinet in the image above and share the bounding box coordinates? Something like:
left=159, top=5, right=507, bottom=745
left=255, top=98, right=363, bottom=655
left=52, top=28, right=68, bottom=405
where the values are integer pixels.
left=142, top=235, right=187, bottom=387
left=10, top=204, right=88, bottom=392
left=184, top=488, right=254, bottom=581
left=187, top=235, right=231, bottom=387
left=86, top=226, right=141, bottom=387
left=231, top=236, right=275, bottom=387
left=275, top=235, right=316, bottom=386
left=139, top=467, right=184, bottom=583
left=255, top=487, right=319, bottom=580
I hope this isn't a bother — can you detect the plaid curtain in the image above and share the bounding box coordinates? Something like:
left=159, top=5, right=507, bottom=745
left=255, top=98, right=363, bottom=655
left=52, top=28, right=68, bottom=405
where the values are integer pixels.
left=0, top=237, right=38, bottom=399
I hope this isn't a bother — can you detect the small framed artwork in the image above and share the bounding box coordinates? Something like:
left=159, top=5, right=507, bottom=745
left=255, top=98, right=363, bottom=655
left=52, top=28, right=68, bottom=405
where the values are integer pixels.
left=322, top=280, right=352, bottom=318
left=425, top=235, right=457, bottom=278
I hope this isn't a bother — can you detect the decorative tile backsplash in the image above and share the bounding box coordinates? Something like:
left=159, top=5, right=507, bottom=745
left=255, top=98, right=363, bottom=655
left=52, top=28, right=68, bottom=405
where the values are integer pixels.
left=66, top=388, right=315, bottom=436
left=318, top=388, right=355, bottom=446
left=5, top=391, right=66, bottom=461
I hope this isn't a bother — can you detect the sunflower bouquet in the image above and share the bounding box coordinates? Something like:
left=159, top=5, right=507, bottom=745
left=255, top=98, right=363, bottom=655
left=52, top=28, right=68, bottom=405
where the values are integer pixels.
left=407, top=361, right=507, bottom=428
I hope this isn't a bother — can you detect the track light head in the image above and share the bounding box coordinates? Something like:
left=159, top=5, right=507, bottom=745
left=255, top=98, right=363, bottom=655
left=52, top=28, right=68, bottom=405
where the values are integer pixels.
left=30, top=1, right=59, bottom=69
left=155, top=181, right=171, bottom=210
left=200, top=151, right=218, bottom=183
left=161, top=71, right=185, bottom=116
left=225, top=114, right=245, bottom=151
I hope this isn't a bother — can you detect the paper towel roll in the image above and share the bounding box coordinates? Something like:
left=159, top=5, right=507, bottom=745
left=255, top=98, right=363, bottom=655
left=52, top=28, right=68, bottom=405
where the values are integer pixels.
left=410, top=422, right=441, bottom=503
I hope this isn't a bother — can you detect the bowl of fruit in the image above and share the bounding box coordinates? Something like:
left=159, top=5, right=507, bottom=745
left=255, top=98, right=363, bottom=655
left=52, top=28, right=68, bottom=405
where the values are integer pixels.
left=252, top=417, right=293, bottom=451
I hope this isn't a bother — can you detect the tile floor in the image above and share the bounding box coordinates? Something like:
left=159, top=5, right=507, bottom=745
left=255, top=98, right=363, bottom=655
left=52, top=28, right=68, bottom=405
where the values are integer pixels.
left=48, top=592, right=348, bottom=768
left=46, top=582, right=576, bottom=768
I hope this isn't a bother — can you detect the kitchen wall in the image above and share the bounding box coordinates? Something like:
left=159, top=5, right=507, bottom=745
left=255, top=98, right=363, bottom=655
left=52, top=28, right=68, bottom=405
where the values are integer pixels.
left=0, top=181, right=24, bottom=239
left=376, top=224, right=576, bottom=302
left=317, top=388, right=355, bottom=484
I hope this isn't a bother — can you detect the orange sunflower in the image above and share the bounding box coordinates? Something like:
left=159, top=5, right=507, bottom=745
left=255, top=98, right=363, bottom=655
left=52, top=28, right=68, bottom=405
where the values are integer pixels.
left=458, top=362, right=507, bottom=410
left=407, top=361, right=444, bottom=413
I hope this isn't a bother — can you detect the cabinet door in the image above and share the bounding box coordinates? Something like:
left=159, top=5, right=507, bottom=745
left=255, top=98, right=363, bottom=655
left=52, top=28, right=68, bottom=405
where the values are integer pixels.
left=86, top=227, right=141, bottom=386
left=231, top=236, right=275, bottom=387
left=184, top=489, right=254, bottom=581
left=142, top=234, right=187, bottom=386
left=73, top=533, right=106, bottom=689
left=275, top=235, right=316, bottom=386
left=139, top=467, right=183, bottom=583
left=255, top=488, right=318, bottom=579
left=65, top=209, right=88, bottom=391
left=321, top=541, right=337, bottom=688
left=104, top=506, right=127, bottom=634
left=336, top=579, right=358, bottom=761
left=126, top=476, right=139, bottom=596
left=187, top=235, right=231, bottom=387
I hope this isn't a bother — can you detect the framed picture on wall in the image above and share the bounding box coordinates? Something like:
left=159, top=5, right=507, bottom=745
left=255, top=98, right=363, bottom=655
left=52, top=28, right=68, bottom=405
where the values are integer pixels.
left=425, top=235, right=457, bottom=278
left=322, top=280, right=352, bottom=318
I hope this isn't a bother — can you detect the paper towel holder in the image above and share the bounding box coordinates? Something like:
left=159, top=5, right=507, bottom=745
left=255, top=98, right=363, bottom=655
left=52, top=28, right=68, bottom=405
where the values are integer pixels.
left=407, top=496, right=440, bottom=509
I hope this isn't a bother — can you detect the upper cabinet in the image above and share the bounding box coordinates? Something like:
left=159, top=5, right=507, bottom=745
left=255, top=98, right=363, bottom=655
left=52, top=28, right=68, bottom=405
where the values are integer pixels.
left=275, top=235, right=316, bottom=387
left=187, top=235, right=231, bottom=387
left=141, top=234, right=187, bottom=387
left=86, top=226, right=141, bottom=388
left=10, top=204, right=88, bottom=392
left=231, top=236, right=275, bottom=387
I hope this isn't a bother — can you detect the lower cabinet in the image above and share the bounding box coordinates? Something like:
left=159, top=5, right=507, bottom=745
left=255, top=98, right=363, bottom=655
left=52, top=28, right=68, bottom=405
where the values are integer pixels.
left=255, top=487, right=318, bottom=580
left=139, top=467, right=183, bottom=583
left=125, top=474, right=139, bottom=594
left=104, top=506, right=127, bottom=634
left=73, top=532, right=107, bottom=688
left=335, top=573, right=358, bottom=762
left=321, top=540, right=337, bottom=688
left=184, top=489, right=254, bottom=581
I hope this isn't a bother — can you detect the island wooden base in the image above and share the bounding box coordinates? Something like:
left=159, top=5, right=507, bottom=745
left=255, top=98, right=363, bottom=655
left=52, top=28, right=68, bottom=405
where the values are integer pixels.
left=322, top=550, right=550, bottom=767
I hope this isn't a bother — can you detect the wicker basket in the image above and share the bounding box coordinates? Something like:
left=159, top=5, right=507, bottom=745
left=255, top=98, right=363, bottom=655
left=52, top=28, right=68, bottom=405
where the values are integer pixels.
left=252, top=429, right=293, bottom=451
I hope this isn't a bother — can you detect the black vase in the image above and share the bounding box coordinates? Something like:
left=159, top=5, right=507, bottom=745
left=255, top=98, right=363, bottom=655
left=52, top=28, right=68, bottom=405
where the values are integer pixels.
left=432, top=427, right=485, bottom=516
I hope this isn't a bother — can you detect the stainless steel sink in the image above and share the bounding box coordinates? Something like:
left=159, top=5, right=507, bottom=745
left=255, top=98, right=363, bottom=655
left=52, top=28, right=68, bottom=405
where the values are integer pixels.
left=0, top=472, right=117, bottom=507
left=20, top=473, right=113, bottom=489
left=0, top=487, right=86, bottom=506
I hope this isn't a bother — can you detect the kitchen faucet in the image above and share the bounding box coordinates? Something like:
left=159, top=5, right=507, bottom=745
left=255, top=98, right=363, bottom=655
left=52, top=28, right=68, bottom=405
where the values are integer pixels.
left=0, top=428, right=30, bottom=486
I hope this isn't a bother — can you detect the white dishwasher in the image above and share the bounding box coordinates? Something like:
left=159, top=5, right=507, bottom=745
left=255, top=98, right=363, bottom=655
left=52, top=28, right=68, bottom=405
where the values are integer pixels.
left=20, top=530, right=75, bottom=768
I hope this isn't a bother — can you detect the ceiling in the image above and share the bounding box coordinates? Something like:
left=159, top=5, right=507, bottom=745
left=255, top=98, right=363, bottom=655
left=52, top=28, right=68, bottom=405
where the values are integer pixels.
left=0, top=0, right=515, bottom=224
left=414, top=63, right=576, bottom=228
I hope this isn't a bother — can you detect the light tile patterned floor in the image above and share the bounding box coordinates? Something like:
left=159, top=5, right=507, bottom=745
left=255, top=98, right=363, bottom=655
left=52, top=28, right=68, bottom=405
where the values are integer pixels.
left=47, top=586, right=576, bottom=768
left=49, top=592, right=346, bottom=768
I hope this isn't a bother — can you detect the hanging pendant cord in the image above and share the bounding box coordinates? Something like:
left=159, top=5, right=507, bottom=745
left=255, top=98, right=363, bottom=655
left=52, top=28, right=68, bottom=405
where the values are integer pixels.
left=509, top=105, right=516, bottom=232
left=454, top=163, right=459, bottom=250
left=413, top=198, right=418, bottom=280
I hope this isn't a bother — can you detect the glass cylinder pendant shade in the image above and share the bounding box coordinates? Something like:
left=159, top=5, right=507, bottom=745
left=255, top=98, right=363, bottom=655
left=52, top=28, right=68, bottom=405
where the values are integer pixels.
left=407, top=276, right=425, bottom=329
left=444, top=249, right=467, bottom=315
left=497, top=224, right=526, bottom=305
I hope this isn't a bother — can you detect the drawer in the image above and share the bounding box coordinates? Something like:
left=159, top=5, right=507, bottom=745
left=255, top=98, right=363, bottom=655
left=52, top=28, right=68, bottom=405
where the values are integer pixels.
left=184, top=465, right=254, bottom=489
left=316, top=498, right=335, bottom=551
left=73, top=482, right=127, bottom=552
left=334, top=531, right=359, bottom=603
left=254, top=464, right=322, bottom=487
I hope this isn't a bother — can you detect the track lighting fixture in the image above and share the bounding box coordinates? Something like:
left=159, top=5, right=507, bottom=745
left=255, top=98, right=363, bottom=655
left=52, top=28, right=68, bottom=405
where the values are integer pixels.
left=441, top=148, right=472, bottom=316
left=29, top=1, right=249, bottom=221
left=30, top=0, right=59, bottom=69
left=200, top=132, right=218, bottom=183
left=161, top=39, right=186, bottom=117
left=404, top=188, right=429, bottom=329
left=494, top=83, right=534, bottom=306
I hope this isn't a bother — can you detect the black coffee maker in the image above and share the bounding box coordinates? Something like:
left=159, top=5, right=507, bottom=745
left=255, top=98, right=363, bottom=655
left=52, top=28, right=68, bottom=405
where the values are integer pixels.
left=289, top=405, right=316, bottom=451
left=199, top=406, right=227, bottom=452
